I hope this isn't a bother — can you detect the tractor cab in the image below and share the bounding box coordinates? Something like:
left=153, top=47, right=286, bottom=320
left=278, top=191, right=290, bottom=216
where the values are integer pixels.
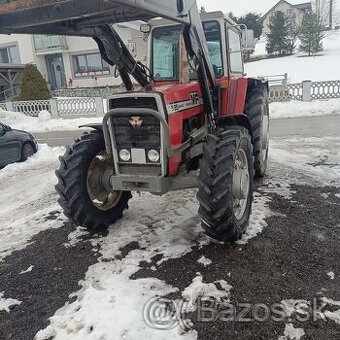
left=149, top=12, right=244, bottom=83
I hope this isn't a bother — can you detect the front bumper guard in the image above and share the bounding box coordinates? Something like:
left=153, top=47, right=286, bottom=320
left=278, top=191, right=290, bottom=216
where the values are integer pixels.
left=102, top=108, right=206, bottom=194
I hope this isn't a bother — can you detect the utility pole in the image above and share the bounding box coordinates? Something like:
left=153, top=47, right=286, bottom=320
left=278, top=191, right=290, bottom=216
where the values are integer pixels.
left=329, top=0, right=333, bottom=29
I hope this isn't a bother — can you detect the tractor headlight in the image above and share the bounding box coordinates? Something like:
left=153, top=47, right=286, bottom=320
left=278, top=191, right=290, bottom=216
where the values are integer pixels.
left=119, top=149, right=131, bottom=162
left=147, top=149, right=160, bottom=163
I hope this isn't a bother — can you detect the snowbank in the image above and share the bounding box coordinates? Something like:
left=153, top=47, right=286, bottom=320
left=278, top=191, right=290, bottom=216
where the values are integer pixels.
left=0, top=109, right=102, bottom=133
left=0, top=144, right=65, bottom=261
left=270, top=136, right=340, bottom=185
left=270, top=98, right=340, bottom=119
left=246, top=31, right=340, bottom=82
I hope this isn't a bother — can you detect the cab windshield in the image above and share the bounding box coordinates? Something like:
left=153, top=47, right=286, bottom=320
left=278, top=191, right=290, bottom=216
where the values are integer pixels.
left=152, top=21, right=223, bottom=81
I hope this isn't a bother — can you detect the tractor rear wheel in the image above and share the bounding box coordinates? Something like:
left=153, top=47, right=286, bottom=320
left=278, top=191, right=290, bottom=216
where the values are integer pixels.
left=245, top=86, right=270, bottom=178
left=55, top=131, right=132, bottom=231
left=197, top=126, right=254, bottom=242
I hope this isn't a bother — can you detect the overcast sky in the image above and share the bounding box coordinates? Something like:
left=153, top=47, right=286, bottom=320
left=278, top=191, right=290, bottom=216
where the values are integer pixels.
left=196, top=0, right=312, bottom=16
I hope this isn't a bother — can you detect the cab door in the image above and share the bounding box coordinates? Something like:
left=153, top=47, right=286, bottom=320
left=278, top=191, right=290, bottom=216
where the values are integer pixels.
left=226, top=26, right=247, bottom=114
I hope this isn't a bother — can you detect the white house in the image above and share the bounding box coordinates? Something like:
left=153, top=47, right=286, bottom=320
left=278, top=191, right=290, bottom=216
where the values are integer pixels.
left=261, top=1, right=312, bottom=35
left=0, top=24, right=147, bottom=99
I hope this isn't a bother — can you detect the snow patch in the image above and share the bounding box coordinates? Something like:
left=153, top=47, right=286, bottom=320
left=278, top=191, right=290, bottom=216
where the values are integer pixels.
left=278, top=323, right=305, bottom=340
left=0, top=144, right=65, bottom=261
left=38, top=110, right=52, bottom=122
left=35, top=190, right=208, bottom=340
left=237, top=192, right=271, bottom=245
left=327, top=271, right=335, bottom=280
left=321, top=297, right=340, bottom=307
left=261, top=181, right=295, bottom=200
left=181, top=274, right=232, bottom=313
left=197, top=256, right=212, bottom=267
left=0, top=292, right=22, bottom=313
left=0, top=108, right=102, bottom=133
left=270, top=99, right=340, bottom=120
left=270, top=137, right=340, bottom=186
left=281, top=299, right=309, bottom=318
left=246, top=31, right=340, bottom=83
left=322, top=297, right=340, bottom=325
left=20, top=265, right=34, bottom=274
left=64, top=227, right=90, bottom=248
left=278, top=300, right=309, bottom=340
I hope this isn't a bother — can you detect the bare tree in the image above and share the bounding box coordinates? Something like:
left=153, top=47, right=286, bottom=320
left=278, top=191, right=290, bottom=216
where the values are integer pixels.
left=313, top=0, right=339, bottom=29
left=308, top=0, right=338, bottom=53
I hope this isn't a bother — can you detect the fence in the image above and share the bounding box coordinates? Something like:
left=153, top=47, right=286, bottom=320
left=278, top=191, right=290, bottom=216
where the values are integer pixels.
left=1, top=79, right=339, bottom=117
left=52, top=79, right=340, bottom=103
left=51, top=86, right=121, bottom=99
left=55, top=97, right=104, bottom=117
left=11, top=100, right=51, bottom=117
left=260, top=73, right=288, bottom=87
left=0, top=86, right=21, bottom=102
left=269, top=80, right=340, bottom=102
left=2, top=97, right=104, bottom=118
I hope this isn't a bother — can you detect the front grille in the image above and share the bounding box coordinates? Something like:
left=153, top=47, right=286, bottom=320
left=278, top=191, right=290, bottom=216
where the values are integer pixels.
left=109, top=97, right=158, bottom=111
left=119, top=164, right=162, bottom=176
left=109, top=96, right=161, bottom=149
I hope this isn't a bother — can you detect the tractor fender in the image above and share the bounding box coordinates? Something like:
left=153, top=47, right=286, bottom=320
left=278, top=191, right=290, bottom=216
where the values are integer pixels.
left=215, top=114, right=252, bottom=139
left=247, top=77, right=269, bottom=93
left=79, top=124, right=103, bottom=132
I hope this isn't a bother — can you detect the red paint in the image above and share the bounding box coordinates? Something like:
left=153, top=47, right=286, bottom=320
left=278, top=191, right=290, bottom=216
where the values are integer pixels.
left=134, top=76, right=249, bottom=175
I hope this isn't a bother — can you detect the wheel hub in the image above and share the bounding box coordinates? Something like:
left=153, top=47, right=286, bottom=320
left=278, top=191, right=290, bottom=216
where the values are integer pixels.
left=233, top=149, right=250, bottom=220
left=261, top=113, right=270, bottom=162
left=86, top=151, right=122, bottom=211
left=233, top=168, right=249, bottom=199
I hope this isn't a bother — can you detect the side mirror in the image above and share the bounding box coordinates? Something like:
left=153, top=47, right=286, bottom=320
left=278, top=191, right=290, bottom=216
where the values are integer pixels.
left=5, top=125, right=12, bottom=132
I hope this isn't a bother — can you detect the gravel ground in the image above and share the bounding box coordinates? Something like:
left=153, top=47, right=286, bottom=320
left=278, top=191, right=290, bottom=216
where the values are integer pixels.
left=0, top=181, right=339, bottom=340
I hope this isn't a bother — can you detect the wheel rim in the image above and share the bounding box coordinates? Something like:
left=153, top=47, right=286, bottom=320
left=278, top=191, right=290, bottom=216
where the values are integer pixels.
left=26, top=146, right=34, bottom=158
left=86, top=151, right=122, bottom=211
left=232, top=148, right=250, bottom=221
left=261, top=109, right=270, bottom=163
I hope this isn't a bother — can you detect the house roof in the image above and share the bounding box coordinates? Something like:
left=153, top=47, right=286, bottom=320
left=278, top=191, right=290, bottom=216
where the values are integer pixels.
left=261, top=0, right=311, bottom=21
left=293, top=2, right=312, bottom=11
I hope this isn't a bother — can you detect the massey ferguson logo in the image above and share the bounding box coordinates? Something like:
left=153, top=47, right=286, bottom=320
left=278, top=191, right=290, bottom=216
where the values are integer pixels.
left=129, top=116, right=143, bottom=127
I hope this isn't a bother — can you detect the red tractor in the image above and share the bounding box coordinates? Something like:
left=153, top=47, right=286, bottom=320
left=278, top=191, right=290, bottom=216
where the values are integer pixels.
left=0, top=0, right=269, bottom=242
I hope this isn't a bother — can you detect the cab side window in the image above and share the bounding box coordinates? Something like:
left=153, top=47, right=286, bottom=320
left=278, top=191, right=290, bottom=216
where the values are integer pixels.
left=203, top=21, right=223, bottom=77
left=227, top=29, right=244, bottom=74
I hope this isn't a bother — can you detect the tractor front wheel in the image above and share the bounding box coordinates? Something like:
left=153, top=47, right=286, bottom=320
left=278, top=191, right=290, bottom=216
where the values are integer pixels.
left=197, top=127, right=254, bottom=242
left=55, top=131, right=132, bottom=231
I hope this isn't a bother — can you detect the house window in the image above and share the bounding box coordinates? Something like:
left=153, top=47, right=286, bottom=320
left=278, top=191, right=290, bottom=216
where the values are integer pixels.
left=0, top=45, right=20, bottom=64
left=72, top=53, right=110, bottom=77
left=287, top=8, right=294, bottom=18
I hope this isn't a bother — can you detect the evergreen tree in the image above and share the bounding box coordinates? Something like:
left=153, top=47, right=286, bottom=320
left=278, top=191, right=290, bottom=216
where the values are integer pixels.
left=266, top=11, right=290, bottom=55
left=228, top=12, right=238, bottom=23
left=200, top=6, right=206, bottom=14
left=237, top=12, right=263, bottom=39
left=299, top=12, right=323, bottom=56
left=18, top=64, right=50, bottom=101
left=287, top=27, right=299, bottom=55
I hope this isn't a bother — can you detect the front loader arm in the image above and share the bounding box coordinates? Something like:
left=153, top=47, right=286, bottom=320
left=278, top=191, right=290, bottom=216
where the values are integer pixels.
left=0, top=0, right=217, bottom=112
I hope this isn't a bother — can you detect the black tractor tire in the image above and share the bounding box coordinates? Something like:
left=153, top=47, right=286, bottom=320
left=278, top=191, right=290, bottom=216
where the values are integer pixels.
left=21, top=142, right=35, bottom=161
left=55, top=131, right=132, bottom=231
left=197, top=126, right=254, bottom=242
left=245, top=85, right=270, bottom=178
